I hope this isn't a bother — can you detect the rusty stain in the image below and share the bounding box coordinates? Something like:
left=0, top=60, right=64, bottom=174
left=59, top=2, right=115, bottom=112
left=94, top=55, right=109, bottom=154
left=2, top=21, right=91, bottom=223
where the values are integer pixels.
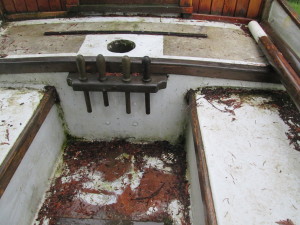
left=5, top=128, right=9, bottom=141
left=276, top=219, right=295, bottom=225
left=35, top=140, right=191, bottom=225
left=0, top=142, right=9, bottom=145
left=200, top=87, right=300, bottom=152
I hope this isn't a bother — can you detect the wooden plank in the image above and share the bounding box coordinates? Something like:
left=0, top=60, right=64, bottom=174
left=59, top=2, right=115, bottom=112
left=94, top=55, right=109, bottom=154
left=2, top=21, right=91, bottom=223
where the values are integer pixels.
left=0, top=87, right=58, bottom=197
left=180, top=0, right=192, bottom=7
left=246, top=0, right=262, bottom=18
left=37, top=0, right=50, bottom=11
left=222, top=0, right=237, bottom=16
left=49, top=0, right=62, bottom=11
left=192, top=13, right=252, bottom=24
left=66, top=0, right=79, bottom=9
left=13, top=0, right=27, bottom=12
left=198, top=0, right=212, bottom=14
left=0, top=0, right=5, bottom=18
left=235, top=0, right=250, bottom=17
left=193, top=0, right=200, bottom=13
left=0, top=56, right=277, bottom=84
left=80, top=0, right=179, bottom=4
left=61, top=0, right=67, bottom=10
left=258, top=36, right=300, bottom=111
left=1, top=0, right=17, bottom=13
left=25, top=0, right=39, bottom=12
left=262, top=22, right=300, bottom=77
left=70, top=4, right=190, bottom=14
left=211, top=0, right=224, bottom=15
left=5, top=11, right=67, bottom=20
left=187, top=90, right=218, bottom=225
left=67, top=0, right=78, bottom=5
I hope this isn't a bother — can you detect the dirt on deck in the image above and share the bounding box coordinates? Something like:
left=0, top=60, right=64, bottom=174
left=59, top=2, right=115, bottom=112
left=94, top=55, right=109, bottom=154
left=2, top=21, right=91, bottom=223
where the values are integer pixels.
left=199, top=87, right=300, bottom=152
left=35, top=140, right=191, bottom=225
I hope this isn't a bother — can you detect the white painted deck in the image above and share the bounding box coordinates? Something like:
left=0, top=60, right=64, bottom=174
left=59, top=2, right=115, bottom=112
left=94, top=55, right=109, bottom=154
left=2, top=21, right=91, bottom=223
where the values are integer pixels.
left=0, top=17, right=267, bottom=67
left=0, top=87, right=43, bottom=166
left=196, top=90, right=300, bottom=224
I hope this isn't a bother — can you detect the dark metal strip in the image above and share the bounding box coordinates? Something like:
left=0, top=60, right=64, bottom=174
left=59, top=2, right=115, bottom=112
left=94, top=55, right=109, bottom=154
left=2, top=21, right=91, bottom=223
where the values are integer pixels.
left=44, top=30, right=208, bottom=38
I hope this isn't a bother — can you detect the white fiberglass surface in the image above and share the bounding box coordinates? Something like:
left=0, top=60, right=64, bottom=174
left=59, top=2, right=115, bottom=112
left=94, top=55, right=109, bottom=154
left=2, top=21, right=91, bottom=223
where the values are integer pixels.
left=0, top=87, right=43, bottom=165
left=196, top=88, right=300, bottom=224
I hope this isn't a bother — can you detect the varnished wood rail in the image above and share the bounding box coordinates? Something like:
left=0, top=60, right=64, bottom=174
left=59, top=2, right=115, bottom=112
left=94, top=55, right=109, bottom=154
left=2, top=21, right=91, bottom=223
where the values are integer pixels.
left=187, top=90, right=218, bottom=225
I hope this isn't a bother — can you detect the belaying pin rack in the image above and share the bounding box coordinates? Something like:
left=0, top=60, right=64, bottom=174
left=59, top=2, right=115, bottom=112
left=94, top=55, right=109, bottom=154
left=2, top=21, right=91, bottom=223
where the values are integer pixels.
left=67, top=55, right=168, bottom=114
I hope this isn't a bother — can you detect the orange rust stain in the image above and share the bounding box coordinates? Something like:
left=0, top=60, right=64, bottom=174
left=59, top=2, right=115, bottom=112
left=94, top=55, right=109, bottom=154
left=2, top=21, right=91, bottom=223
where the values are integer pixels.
left=36, top=141, right=191, bottom=225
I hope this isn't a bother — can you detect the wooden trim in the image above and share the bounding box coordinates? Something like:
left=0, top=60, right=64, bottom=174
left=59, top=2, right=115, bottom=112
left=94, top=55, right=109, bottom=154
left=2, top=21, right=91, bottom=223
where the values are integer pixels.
left=235, top=0, right=250, bottom=17
left=192, top=13, right=253, bottom=24
left=66, top=0, right=79, bottom=6
left=222, top=0, right=238, bottom=16
left=1, top=0, right=16, bottom=13
left=36, top=0, right=51, bottom=11
left=0, top=0, right=5, bottom=20
left=260, top=0, right=273, bottom=22
left=49, top=0, right=63, bottom=11
left=187, top=90, right=218, bottom=225
left=69, top=4, right=193, bottom=14
left=14, top=0, right=28, bottom=13
left=25, top=0, right=39, bottom=12
left=61, top=0, right=67, bottom=10
left=211, top=0, right=225, bottom=15
left=261, top=22, right=300, bottom=77
left=198, top=0, right=212, bottom=14
left=5, top=11, right=67, bottom=21
left=276, top=0, right=300, bottom=29
left=81, top=0, right=178, bottom=4
left=180, top=0, right=192, bottom=7
left=0, top=56, right=278, bottom=83
left=0, top=87, right=58, bottom=197
left=247, top=0, right=263, bottom=18
left=193, top=0, right=200, bottom=13
left=66, top=0, right=79, bottom=10
left=258, top=36, right=300, bottom=110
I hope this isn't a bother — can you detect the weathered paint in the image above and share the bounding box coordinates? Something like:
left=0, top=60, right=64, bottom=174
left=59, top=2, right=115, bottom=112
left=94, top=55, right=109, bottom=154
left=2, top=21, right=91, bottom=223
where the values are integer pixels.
left=185, top=123, right=205, bottom=225
left=0, top=105, right=65, bottom=225
left=0, top=74, right=284, bottom=144
left=248, top=20, right=267, bottom=42
left=78, top=34, right=163, bottom=57
left=34, top=141, right=191, bottom=225
left=196, top=88, right=300, bottom=224
left=5, top=17, right=242, bottom=29
left=0, top=87, right=43, bottom=165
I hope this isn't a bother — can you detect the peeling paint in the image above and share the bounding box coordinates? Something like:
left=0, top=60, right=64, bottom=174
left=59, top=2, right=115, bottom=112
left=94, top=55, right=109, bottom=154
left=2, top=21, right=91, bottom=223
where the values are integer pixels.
left=0, top=87, right=44, bottom=165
